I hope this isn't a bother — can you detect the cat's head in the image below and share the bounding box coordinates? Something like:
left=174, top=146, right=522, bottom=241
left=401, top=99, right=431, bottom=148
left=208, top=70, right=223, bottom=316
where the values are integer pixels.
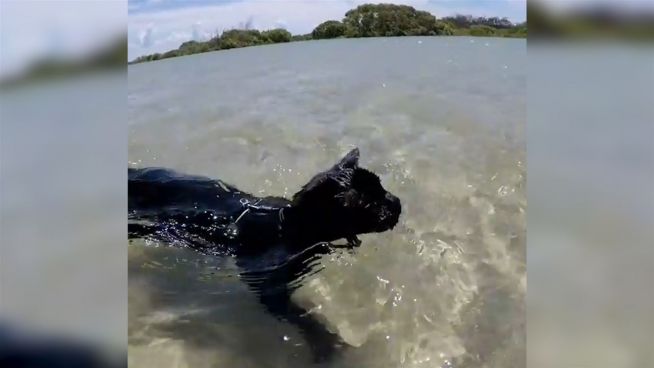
left=291, top=148, right=401, bottom=242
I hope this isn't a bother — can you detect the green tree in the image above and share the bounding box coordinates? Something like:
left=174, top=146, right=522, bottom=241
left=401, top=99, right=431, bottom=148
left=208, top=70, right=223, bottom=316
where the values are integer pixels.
left=342, top=4, right=450, bottom=37
left=261, top=28, right=292, bottom=43
left=469, top=25, right=496, bottom=36
left=312, top=20, right=346, bottom=39
left=432, top=20, right=453, bottom=35
left=219, top=38, right=238, bottom=50
left=162, top=49, right=178, bottom=59
left=178, top=40, right=205, bottom=55
left=219, top=29, right=266, bottom=49
left=291, top=34, right=312, bottom=41
left=128, top=3, right=525, bottom=64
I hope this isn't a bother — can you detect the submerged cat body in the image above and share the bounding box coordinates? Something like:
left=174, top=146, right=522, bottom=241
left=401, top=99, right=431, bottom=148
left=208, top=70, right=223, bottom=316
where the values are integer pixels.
left=128, top=148, right=401, bottom=255
left=127, top=148, right=401, bottom=361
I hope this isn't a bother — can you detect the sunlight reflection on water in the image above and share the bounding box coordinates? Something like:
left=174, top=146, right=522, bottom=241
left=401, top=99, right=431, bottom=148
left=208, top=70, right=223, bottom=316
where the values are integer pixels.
left=128, top=37, right=525, bottom=368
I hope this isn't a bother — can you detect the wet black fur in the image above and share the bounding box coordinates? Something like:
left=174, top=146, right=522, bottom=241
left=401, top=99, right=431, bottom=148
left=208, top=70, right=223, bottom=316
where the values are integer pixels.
left=128, top=148, right=401, bottom=361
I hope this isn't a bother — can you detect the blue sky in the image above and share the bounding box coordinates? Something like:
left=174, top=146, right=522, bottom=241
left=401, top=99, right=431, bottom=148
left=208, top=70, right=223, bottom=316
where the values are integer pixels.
left=0, top=0, right=525, bottom=77
left=128, top=0, right=526, bottom=59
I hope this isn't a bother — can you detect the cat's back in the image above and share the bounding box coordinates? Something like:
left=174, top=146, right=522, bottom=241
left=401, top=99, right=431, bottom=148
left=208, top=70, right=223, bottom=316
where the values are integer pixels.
left=128, top=167, right=250, bottom=214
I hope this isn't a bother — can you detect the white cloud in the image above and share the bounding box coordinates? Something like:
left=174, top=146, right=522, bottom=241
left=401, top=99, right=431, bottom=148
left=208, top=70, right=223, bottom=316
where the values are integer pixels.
left=191, top=22, right=203, bottom=41
left=128, top=1, right=349, bottom=59
left=274, top=18, right=289, bottom=29
left=138, top=24, right=155, bottom=47
left=127, top=0, right=526, bottom=60
left=0, top=0, right=526, bottom=71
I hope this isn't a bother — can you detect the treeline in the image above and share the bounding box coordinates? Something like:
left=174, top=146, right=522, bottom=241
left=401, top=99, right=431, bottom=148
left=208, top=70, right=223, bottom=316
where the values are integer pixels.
left=441, top=15, right=515, bottom=29
left=131, top=28, right=294, bottom=63
left=2, top=36, right=127, bottom=87
left=312, top=4, right=453, bottom=39
left=311, top=5, right=526, bottom=39
left=130, top=3, right=526, bottom=64
left=527, top=1, right=653, bottom=40
left=440, top=14, right=527, bottom=37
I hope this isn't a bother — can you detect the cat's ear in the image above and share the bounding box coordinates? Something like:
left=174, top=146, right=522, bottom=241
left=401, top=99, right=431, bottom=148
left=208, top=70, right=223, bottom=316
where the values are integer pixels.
left=292, top=173, right=340, bottom=205
left=336, top=148, right=359, bottom=169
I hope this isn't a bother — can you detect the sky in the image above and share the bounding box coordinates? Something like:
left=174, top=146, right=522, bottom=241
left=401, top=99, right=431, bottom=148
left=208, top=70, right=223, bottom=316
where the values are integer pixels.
left=0, top=0, right=526, bottom=77
left=0, top=0, right=125, bottom=78
left=127, top=0, right=527, bottom=60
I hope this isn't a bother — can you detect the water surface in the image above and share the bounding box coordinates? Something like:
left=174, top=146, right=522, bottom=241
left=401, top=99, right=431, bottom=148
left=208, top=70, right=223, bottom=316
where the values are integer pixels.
left=128, top=36, right=526, bottom=368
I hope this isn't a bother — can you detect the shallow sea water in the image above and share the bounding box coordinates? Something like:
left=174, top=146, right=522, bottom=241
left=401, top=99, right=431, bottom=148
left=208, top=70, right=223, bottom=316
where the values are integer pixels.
left=128, top=36, right=526, bottom=368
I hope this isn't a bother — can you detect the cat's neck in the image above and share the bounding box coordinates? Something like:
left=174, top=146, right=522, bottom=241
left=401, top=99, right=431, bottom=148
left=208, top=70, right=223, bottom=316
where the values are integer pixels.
left=279, top=206, right=346, bottom=247
left=231, top=201, right=350, bottom=251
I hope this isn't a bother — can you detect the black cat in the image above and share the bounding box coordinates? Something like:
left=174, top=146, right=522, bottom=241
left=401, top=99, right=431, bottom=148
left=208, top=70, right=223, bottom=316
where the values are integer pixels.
left=128, top=148, right=401, bottom=361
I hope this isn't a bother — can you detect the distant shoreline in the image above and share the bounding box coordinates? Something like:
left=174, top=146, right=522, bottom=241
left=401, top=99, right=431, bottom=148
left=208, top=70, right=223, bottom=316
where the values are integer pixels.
left=127, top=35, right=525, bottom=66
left=129, top=4, right=526, bottom=65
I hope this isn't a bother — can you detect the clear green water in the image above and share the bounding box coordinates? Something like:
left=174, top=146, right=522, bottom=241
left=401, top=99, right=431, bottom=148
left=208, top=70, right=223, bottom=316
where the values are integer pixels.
left=128, top=36, right=526, bottom=368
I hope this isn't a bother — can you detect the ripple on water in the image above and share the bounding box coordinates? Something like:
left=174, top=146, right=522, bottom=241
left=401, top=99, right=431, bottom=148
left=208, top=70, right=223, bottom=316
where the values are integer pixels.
left=128, top=37, right=526, bottom=368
